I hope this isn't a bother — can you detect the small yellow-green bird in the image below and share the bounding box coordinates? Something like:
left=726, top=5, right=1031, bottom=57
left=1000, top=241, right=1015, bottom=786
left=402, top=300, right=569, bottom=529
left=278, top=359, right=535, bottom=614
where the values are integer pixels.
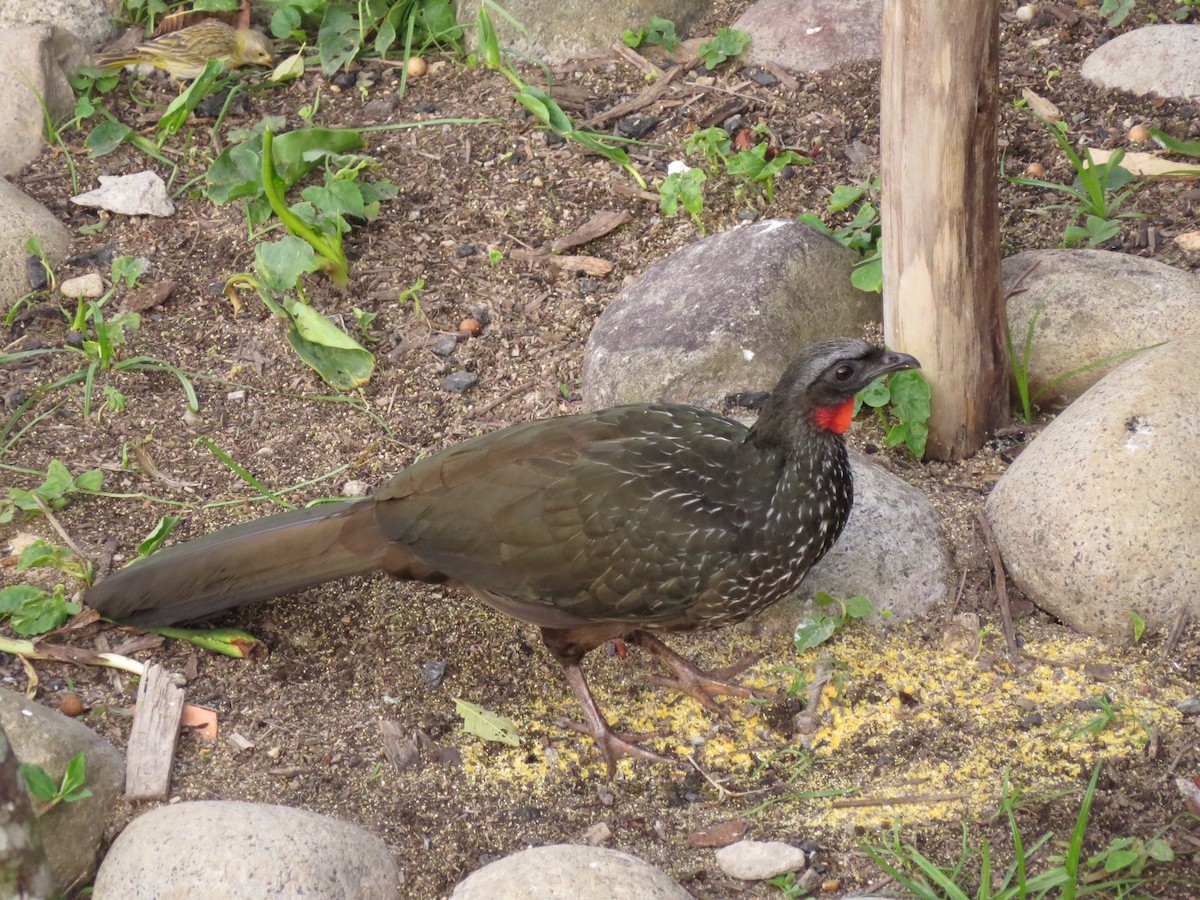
left=95, top=19, right=274, bottom=80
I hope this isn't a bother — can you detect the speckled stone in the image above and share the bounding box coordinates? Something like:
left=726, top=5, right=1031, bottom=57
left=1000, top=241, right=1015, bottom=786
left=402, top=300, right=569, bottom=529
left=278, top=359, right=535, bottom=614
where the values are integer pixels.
left=985, top=337, right=1200, bottom=636
left=582, top=219, right=879, bottom=411
left=716, top=839, right=807, bottom=880
left=1002, top=250, right=1200, bottom=406
left=1081, top=24, right=1200, bottom=99
left=92, top=801, right=400, bottom=899
left=451, top=845, right=691, bottom=899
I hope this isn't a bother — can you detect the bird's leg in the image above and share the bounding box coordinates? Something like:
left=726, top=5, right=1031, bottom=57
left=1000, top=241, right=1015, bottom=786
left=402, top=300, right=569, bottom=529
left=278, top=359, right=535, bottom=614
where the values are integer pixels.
left=541, top=627, right=677, bottom=778
left=631, top=631, right=767, bottom=716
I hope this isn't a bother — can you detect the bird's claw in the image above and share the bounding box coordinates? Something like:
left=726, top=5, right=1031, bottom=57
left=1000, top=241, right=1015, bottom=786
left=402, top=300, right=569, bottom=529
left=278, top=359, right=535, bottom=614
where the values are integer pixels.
left=556, top=718, right=679, bottom=779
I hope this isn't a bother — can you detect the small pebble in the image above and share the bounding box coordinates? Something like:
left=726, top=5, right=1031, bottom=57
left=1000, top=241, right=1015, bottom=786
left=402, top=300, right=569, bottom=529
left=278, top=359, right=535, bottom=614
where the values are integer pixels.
left=1128, top=123, right=1150, bottom=143
left=441, top=371, right=478, bottom=393
left=342, top=480, right=370, bottom=498
left=431, top=335, right=458, bottom=357
left=226, top=390, right=246, bottom=401
left=406, top=56, right=427, bottom=77
left=459, top=317, right=482, bottom=337
left=181, top=409, right=203, bottom=427
left=1025, top=161, right=1046, bottom=177
left=4, top=389, right=29, bottom=409
left=469, top=305, right=491, bottom=326
left=26, top=256, right=48, bottom=290
left=750, top=70, right=778, bottom=86
left=420, top=660, right=446, bottom=687
left=455, top=244, right=478, bottom=258
left=1176, top=697, right=1200, bottom=715
left=1016, top=4, right=1037, bottom=21
left=60, top=273, right=104, bottom=299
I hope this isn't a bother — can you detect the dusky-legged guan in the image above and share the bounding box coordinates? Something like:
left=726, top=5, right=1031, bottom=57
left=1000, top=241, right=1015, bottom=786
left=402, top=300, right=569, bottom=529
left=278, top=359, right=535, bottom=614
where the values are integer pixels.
left=86, top=338, right=919, bottom=775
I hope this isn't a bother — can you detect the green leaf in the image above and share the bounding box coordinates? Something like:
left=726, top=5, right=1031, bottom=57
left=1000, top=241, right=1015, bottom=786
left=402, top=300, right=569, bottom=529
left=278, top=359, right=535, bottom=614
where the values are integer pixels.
left=1148, top=127, right=1200, bottom=159
left=135, top=516, right=181, bottom=559
left=828, top=183, right=867, bottom=212
left=19, top=764, right=58, bottom=802
left=318, top=3, right=361, bottom=73
left=696, top=27, right=751, bottom=70
left=453, top=697, right=521, bottom=746
left=1128, top=610, right=1146, bottom=642
left=1146, top=838, right=1174, bottom=862
left=284, top=302, right=375, bottom=390
left=794, top=614, right=840, bottom=654
left=85, top=119, right=134, bottom=157
left=61, top=753, right=87, bottom=797
left=850, top=255, right=883, bottom=293
left=856, top=378, right=890, bottom=409
left=151, top=626, right=267, bottom=658
left=157, top=59, right=224, bottom=143
left=255, top=236, right=319, bottom=294
left=39, top=461, right=74, bottom=501
left=0, top=586, right=44, bottom=614
left=845, top=595, right=875, bottom=619
left=9, top=585, right=80, bottom=636
left=73, top=469, right=104, bottom=492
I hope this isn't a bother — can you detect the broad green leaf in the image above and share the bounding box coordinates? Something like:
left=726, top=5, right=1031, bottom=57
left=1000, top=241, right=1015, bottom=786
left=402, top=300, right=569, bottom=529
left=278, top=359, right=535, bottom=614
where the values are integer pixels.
left=284, top=302, right=375, bottom=390
left=255, top=236, right=318, bottom=294
left=19, top=764, right=58, bottom=802
left=794, top=614, right=839, bottom=654
left=39, top=460, right=74, bottom=500
left=85, top=119, right=133, bottom=157
left=845, top=595, right=875, bottom=619
left=856, top=379, right=890, bottom=409
left=453, top=697, right=521, bottom=747
left=73, top=469, right=104, bottom=492
left=135, top=516, right=180, bottom=559
left=0, top=585, right=44, bottom=614
left=61, top=753, right=87, bottom=796
left=318, top=4, right=361, bottom=74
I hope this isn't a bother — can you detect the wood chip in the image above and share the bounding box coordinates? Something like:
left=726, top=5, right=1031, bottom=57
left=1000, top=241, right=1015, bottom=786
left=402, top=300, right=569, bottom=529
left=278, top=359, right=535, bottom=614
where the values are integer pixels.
left=120, top=279, right=176, bottom=313
left=550, top=210, right=633, bottom=253
left=764, top=61, right=800, bottom=92
left=1021, top=88, right=1062, bottom=122
left=509, top=249, right=614, bottom=276
left=125, top=663, right=185, bottom=801
left=1089, top=149, right=1200, bottom=180
left=686, top=817, right=748, bottom=848
left=584, top=66, right=681, bottom=127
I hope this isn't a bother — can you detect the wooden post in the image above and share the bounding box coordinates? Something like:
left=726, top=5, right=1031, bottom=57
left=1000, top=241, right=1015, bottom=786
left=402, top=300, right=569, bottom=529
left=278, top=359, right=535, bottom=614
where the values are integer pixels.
left=881, top=0, right=1008, bottom=461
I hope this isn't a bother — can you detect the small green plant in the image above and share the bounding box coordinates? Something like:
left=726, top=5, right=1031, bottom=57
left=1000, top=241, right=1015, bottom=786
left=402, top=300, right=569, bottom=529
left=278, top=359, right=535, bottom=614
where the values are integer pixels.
left=765, top=871, right=809, bottom=898
left=658, top=167, right=706, bottom=228
left=1128, top=610, right=1146, bottom=642
left=25, top=236, right=56, bottom=291
left=1063, top=695, right=1123, bottom=740
left=477, top=2, right=647, bottom=188
left=16, top=539, right=92, bottom=585
left=19, top=752, right=92, bottom=815
left=621, top=16, right=680, bottom=50
left=683, top=127, right=733, bottom=169
left=1003, top=299, right=1165, bottom=425
left=1099, top=0, right=1136, bottom=26
left=794, top=592, right=877, bottom=654
left=860, top=763, right=1179, bottom=899
left=726, top=142, right=812, bottom=203
left=1, top=460, right=103, bottom=523
left=855, top=368, right=931, bottom=459
left=110, top=255, right=148, bottom=288
left=0, top=584, right=81, bottom=635
left=798, top=178, right=883, bottom=293
left=696, top=27, right=751, bottom=70
left=487, top=248, right=504, bottom=265
left=352, top=306, right=379, bottom=339
left=1007, top=114, right=1144, bottom=248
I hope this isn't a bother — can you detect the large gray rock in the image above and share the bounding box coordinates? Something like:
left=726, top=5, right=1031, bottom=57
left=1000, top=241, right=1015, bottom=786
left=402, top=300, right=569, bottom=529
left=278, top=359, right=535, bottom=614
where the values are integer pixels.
left=0, top=25, right=88, bottom=177
left=452, top=844, right=691, bottom=899
left=1081, top=24, right=1200, bottom=100
left=93, top=801, right=401, bottom=898
left=0, top=0, right=120, bottom=49
left=986, top=337, right=1200, bottom=636
left=1002, top=250, right=1200, bottom=407
left=751, top=451, right=952, bottom=637
left=0, top=689, right=125, bottom=893
left=734, top=0, right=882, bottom=71
left=583, top=219, right=880, bottom=410
left=0, top=177, right=70, bottom=307
left=455, top=0, right=711, bottom=65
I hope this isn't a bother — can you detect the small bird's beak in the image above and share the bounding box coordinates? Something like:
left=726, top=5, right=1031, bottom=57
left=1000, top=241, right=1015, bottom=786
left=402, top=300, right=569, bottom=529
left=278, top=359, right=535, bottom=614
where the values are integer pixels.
left=873, top=350, right=921, bottom=378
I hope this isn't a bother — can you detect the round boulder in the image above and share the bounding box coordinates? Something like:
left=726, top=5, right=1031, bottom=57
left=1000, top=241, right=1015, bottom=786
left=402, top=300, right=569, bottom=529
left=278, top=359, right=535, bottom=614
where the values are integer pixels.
left=583, top=219, right=880, bottom=410
left=985, top=337, right=1200, bottom=636
left=451, top=844, right=690, bottom=899
left=93, top=801, right=400, bottom=898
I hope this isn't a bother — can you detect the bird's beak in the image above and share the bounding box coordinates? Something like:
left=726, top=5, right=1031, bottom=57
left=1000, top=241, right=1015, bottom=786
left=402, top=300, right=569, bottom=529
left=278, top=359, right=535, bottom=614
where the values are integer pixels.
left=871, top=350, right=921, bottom=379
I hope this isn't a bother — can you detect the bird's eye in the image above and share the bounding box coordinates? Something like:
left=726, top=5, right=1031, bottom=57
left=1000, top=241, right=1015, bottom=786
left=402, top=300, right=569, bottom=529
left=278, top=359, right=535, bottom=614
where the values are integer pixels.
left=834, top=364, right=855, bottom=381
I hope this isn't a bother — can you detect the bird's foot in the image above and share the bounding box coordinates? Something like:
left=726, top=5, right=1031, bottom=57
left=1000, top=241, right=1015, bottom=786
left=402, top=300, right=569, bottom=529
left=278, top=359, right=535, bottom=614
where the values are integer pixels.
left=557, top=718, right=677, bottom=779
left=633, top=632, right=771, bottom=716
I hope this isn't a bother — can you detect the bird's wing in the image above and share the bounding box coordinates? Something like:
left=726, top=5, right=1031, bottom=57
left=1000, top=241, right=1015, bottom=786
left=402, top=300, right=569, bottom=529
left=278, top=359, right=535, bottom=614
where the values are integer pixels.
left=372, top=405, right=772, bottom=624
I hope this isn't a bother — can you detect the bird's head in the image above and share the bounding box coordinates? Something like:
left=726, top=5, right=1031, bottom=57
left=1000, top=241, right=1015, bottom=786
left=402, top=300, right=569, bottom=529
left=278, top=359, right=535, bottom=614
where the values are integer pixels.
left=750, top=338, right=922, bottom=445
left=237, top=29, right=275, bottom=67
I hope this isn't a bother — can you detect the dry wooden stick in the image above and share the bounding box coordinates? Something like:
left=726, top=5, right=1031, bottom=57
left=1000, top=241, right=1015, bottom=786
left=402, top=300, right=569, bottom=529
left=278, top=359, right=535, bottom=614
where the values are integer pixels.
left=976, top=510, right=1019, bottom=658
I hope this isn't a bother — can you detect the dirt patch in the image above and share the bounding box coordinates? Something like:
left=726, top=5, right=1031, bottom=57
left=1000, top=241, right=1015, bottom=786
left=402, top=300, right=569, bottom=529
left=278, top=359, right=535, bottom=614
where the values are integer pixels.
left=4, top=0, right=1200, bottom=895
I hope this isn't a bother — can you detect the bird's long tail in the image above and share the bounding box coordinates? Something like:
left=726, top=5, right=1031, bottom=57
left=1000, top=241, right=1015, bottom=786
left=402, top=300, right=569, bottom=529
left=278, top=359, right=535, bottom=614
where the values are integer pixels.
left=85, top=501, right=402, bottom=627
